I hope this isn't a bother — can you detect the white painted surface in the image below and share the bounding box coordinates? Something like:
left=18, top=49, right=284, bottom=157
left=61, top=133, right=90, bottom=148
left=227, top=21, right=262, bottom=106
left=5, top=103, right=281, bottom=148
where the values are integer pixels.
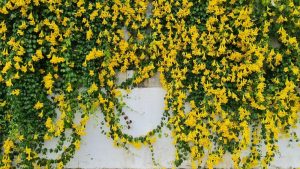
left=66, top=88, right=179, bottom=169
left=42, top=87, right=300, bottom=168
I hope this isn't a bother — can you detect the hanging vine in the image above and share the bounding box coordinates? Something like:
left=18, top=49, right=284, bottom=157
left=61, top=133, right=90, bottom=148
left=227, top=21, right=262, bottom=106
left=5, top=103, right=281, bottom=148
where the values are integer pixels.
left=0, top=0, right=299, bottom=168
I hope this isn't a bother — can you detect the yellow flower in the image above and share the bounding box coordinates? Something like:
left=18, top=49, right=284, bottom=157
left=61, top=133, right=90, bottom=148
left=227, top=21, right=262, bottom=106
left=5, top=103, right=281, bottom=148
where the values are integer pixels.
left=274, top=53, right=282, bottom=65
left=2, top=48, right=8, bottom=56
left=57, top=162, right=64, bottom=169
left=90, top=10, right=98, bottom=21
left=34, top=101, right=44, bottom=110
left=87, top=83, right=98, bottom=94
left=288, top=37, right=298, bottom=46
left=25, top=147, right=32, bottom=161
left=45, top=117, right=54, bottom=133
left=2, top=61, right=12, bottom=74
left=3, top=139, right=14, bottom=154
left=86, top=28, right=93, bottom=40
left=28, top=12, right=35, bottom=25
left=238, top=107, right=250, bottom=120
left=276, top=15, right=287, bottom=23
left=6, top=79, right=13, bottom=87
left=218, top=44, right=226, bottom=54
left=50, top=55, right=65, bottom=64
left=74, top=140, right=81, bottom=150
left=11, top=89, right=20, bottom=96
left=86, top=48, right=104, bottom=61
left=66, top=83, right=73, bottom=92
left=107, top=80, right=114, bottom=88
left=13, top=56, right=22, bottom=62
left=137, top=30, right=144, bottom=40
left=77, top=0, right=84, bottom=7
left=18, top=135, right=24, bottom=141
left=75, top=125, right=86, bottom=136
left=185, top=113, right=197, bottom=127
left=18, top=21, right=27, bottom=30
left=132, top=141, right=142, bottom=149
left=149, top=137, right=156, bottom=144
left=38, top=111, right=44, bottom=118
left=278, top=111, right=286, bottom=117
left=32, top=49, right=44, bottom=62
left=291, top=66, right=299, bottom=75
left=98, top=94, right=107, bottom=104
left=119, top=40, right=129, bottom=54
left=44, top=133, right=51, bottom=141
left=43, top=73, right=54, bottom=93
left=21, top=65, right=27, bottom=73
left=0, top=21, right=7, bottom=34
left=89, top=70, right=94, bottom=76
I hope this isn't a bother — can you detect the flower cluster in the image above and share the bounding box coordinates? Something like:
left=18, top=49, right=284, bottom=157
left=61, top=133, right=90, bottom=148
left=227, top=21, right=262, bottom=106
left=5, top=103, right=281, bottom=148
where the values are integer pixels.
left=0, top=0, right=299, bottom=168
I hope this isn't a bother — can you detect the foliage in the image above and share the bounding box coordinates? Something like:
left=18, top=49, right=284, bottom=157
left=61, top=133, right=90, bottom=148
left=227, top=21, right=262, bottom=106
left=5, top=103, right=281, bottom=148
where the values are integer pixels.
left=0, top=0, right=299, bottom=168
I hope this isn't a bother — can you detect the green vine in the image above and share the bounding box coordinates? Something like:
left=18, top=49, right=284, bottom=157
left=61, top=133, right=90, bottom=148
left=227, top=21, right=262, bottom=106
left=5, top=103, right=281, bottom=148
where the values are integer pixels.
left=0, top=0, right=299, bottom=168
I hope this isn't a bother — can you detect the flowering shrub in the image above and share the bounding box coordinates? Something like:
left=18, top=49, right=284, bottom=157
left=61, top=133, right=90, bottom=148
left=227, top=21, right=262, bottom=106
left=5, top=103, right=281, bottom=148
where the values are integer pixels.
left=0, top=0, right=299, bottom=168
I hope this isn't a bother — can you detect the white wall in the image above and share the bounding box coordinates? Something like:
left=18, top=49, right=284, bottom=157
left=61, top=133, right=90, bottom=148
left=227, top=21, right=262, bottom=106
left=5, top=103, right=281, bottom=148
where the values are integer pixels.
left=41, top=87, right=300, bottom=169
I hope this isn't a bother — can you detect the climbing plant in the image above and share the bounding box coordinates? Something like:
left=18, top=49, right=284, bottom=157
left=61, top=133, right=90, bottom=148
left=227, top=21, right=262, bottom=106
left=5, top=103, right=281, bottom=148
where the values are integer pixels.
left=0, top=0, right=299, bottom=168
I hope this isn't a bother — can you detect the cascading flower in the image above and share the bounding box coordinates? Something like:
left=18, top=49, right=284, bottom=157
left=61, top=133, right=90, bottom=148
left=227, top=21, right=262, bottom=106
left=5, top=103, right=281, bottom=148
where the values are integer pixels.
left=0, top=0, right=299, bottom=169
